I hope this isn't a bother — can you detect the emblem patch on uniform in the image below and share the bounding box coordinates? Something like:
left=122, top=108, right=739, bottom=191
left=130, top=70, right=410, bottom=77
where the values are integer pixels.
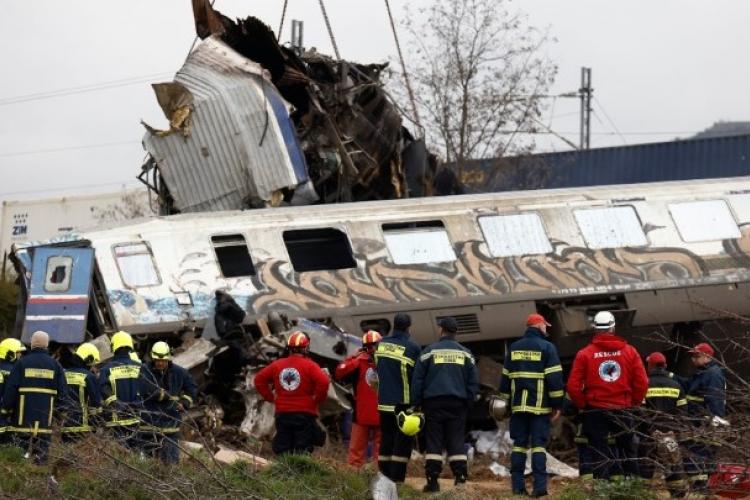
left=598, top=360, right=621, bottom=382
left=279, top=368, right=301, bottom=391
left=365, top=367, right=378, bottom=386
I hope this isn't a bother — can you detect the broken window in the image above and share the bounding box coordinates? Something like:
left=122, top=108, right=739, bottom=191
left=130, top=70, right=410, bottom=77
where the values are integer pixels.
left=478, top=213, right=552, bottom=257
left=44, top=256, right=72, bottom=292
left=211, top=234, right=256, bottom=277
left=382, top=220, right=456, bottom=265
left=283, top=228, right=356, bottom=272
left=574, top=206, right=648, bottom=249
left=669, top=200, right=741, bottom=242
left=113, top=242, right=161, bottom=288
left=359, top=318, right=392, bottom=336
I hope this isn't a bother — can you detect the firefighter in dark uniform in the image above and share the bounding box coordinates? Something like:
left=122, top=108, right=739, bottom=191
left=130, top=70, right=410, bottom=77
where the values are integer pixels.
left=2, top=331, right=67, bottom=464
left=99, top=331, right=143, bottom=449
left=139, top=341, right=198, bottom=464
left=682, top=342, right=726, bottom=493
left=0, top=338, right=26, bottom=444
left=61, top=342, right=102, bottom=441
left=500, top=313, right=564, bottom=497
left=637, top=352, right=687, bottom=498
left=374, top=313, right=421, bottom=483
left=411, top=317, right=479, bottom=493
left=563, top=393, right=594, bottom=482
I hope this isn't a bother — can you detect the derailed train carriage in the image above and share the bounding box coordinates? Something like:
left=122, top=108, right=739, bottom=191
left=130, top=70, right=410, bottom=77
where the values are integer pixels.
left=10, top=176, right=750, bottom=371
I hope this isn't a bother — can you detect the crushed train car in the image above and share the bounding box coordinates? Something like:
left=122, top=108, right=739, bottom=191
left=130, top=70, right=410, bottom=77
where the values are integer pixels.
left=11, top=177, right=750, bottom=366
left=140, top=0, right=434, bottom=214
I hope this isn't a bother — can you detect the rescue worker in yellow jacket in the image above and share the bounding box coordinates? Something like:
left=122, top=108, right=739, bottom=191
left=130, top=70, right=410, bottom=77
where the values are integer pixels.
left=2, top=331, right=67, bottom=464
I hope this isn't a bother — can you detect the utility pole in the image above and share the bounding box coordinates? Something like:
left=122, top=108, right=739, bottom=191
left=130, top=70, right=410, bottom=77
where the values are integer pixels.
left=579, top=67, right=593, bottom=150
left=291, top=20, right=304, bottom=56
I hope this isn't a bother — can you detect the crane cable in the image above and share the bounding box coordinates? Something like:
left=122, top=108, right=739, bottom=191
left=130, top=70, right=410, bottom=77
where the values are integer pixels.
left=277, top=0, right=289, bottom=41
left=317, top=0, right=341, bottom=60
left=383, top=0, right=423, bottom=137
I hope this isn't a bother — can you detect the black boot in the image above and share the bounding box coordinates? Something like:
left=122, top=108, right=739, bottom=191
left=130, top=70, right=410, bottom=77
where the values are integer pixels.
left=422, top=478, right=440, bottom=493
left=454, top=474, right=467, bottom=486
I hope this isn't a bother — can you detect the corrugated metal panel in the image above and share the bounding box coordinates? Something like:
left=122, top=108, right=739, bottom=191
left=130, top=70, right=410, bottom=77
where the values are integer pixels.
left=143, top=37, right=309, bottom=213
left=463, top=134, right=750, bottom=192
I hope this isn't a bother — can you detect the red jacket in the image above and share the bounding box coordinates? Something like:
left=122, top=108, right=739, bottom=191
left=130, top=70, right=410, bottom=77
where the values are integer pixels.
left=566, top=333, right=648, bottom=410
left=254, top=354, right=330, bottom=416
left=335, top=351, right=379, bottom=426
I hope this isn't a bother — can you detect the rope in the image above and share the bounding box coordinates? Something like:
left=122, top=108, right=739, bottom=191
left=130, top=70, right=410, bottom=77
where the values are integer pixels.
left=277, top=0, right=289, bottom=42
left=317, top=0, right=341, bottom=60
left=384, top=0, right=423, bottom=136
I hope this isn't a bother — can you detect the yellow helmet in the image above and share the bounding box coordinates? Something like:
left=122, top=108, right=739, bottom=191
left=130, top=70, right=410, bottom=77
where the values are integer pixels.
left=0, top=338, right=26, bottom=362
left=75, top=342, right=100, bottom=366
left=397, top=410, right=424, bottom=436
left=151, top=341, right=171, bottom=360
left=129, top=351, right=142, bottom=364
left=111, top=331, right=134, bottom=352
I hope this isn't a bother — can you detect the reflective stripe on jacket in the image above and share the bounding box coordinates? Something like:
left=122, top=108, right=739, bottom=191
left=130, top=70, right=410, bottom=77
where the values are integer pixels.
left=499, top=328, right=564, bottom=414
left=98, top=351, right=142, bottom=427
left=410, top=336, right=479, bottom=404
left=685, top=361, right=726, bottom=418
left=139, top=361, right=198, bottom=432
left=2, top=348, right=67, bottom=434
left=62, top=363, right=102, bottom=433
left=374, top=330, right=420, bottom=412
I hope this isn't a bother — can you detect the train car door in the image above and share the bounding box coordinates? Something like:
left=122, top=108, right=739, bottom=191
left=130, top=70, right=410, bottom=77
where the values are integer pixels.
left=22, top=247, right=94, bottom=344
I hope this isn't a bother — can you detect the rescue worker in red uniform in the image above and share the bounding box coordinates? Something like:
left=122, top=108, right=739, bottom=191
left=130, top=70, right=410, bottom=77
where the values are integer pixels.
left=566, top=311, right=648, bottom=480
left=335, top=330, right=382, bottom=468
left=254, top=331, right=330, bottom=455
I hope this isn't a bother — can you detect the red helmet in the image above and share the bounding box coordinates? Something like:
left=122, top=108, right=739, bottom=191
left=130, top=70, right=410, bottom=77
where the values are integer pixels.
left=709, top=464, right=750, bottom=498
left=362, top=330, right=382, bottom=345
left=287, top=331, right=310, bottom=348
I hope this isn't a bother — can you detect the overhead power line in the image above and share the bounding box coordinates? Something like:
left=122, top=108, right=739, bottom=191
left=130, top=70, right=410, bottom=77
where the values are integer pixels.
left=0, top=140, right=140, bottom=159
left=0, top=180, right=140, bottom=199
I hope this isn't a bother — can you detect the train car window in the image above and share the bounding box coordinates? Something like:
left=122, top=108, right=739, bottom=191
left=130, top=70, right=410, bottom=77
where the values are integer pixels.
left=44, top=255, right=73, bottom=292
left=574, top=206, right=648, bottom=249
left=382, top=221, right=456, bottom=265
left=669, top=200, right=740, bottom=242
left=113, top=242, right=161, bottom=288
left=478, top=213, right=552, bottom=257
left=283, top=228, right=356, bottom=272
left=211, top=234, right=257, bottom=277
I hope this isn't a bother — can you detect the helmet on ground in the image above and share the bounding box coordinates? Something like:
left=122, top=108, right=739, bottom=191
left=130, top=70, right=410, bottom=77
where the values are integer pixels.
left=593, top=311, right=616, bottom=330
left=397, top=411, right=424, bottom=436
left=111, top=331, right=134, bottom=352
left=488, top=395, right=508, bottom=421
left=151, top=341, right=171, bottom=360
left=287, top=331, right=310, bottom=349
left=0, top=338, right=26, bottom=362
left=129, top=351, right=142, bottom=364
left=362, top=330, right=382, bottom=345
left=76, top=342, right=100, bottom=366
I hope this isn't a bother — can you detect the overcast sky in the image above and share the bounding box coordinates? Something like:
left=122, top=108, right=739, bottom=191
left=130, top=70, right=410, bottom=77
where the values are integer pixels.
left=0, top=0, right=748, bottom=201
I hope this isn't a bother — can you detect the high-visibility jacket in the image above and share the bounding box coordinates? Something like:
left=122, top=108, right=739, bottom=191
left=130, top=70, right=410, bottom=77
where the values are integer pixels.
left=98, top=350, right=142, bottom=427
left=499, top=328, right=564, bottom=414
left=335, top=351, right=379, bottom=426
left=566, top=332, right=648, bottom=410
left=62, top=359, right=102, bottom=433
left=374, top=329, right=421, bottom=412
left=685, top=361, right=726, bottom=418
left=254, top=354, right=330, bottom=416
left=1, top=348, right=67, bottom=435
left=139, top=361, right=198, bottom=433
left=0, top=359, right=16, bottom=431
left=410, top=336, right=479, bottom=405
left=641, top=367, right=686, bottom=431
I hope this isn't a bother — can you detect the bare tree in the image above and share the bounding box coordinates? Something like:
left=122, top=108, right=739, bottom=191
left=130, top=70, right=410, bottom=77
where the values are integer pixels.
left=395, top=0, right=557, bottom=177
left=90, top=189, right=156, bottom=225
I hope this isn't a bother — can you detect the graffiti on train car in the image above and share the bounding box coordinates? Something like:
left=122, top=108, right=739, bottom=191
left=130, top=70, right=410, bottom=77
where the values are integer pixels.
left=102, top=227, right=750, bottom=328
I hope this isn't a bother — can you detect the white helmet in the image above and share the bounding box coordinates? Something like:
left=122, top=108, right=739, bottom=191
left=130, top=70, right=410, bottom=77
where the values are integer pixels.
left=593, top=311, right=615, bottom=330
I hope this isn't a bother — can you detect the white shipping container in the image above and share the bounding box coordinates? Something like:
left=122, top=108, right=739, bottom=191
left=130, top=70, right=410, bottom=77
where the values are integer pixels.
left=0, top=189, right=154, bottom=259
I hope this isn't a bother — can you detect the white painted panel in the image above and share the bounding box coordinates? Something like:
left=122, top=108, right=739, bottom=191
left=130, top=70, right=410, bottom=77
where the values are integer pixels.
left=478, top=214, right=552, bottom=257
left=574, top=206, right=647, bottom=249
left=728, top=194, right=750, bottom=224
left=383, top=229, right=456, bottom=265
left=669, top=200, right=740, bottom=242
left=114, top=243, right=161, bottom=287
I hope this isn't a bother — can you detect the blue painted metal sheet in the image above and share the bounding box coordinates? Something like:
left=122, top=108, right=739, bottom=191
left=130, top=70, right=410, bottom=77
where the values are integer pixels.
left=22, top=247, right=94, bottom=344
left=461, top=134, right=750, bottom=192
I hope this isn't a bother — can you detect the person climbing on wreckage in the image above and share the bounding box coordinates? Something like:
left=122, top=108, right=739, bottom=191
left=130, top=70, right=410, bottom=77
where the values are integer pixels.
left=254, top=331, right=330, bottom=455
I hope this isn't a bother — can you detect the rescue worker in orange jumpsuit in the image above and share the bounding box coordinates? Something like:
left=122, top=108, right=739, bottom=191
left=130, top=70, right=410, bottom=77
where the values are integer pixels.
left=254, top=331, right=330, bottom=455
left=335, top=330, right=382, bottom=468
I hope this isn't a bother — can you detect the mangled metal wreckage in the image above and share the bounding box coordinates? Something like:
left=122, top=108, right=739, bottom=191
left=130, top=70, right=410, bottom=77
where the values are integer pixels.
left=140, top=0, right=433, bottom=215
